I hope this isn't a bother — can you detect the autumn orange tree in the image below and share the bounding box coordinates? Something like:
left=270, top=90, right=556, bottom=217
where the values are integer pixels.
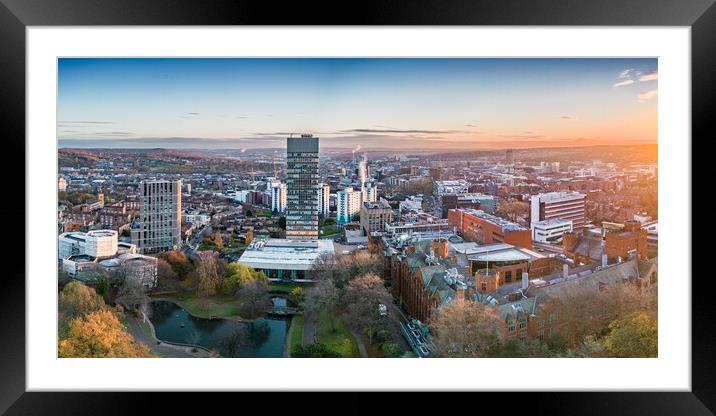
left=58, top=310, right=154, bottom=358
left=58, top=281, right=107, bottom=336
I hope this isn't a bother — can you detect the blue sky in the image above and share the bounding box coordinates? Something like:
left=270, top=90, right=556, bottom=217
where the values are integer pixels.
left=58, top=58, right=658, bottom=149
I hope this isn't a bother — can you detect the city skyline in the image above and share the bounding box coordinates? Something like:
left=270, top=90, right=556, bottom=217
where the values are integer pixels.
left=58, top=58, right=658, bottom=150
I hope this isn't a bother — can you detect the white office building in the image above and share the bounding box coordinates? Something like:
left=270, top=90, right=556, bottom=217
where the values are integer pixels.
left=531, top=219, right=573, bottom=243
left=530, top=191, right=586, bottom=230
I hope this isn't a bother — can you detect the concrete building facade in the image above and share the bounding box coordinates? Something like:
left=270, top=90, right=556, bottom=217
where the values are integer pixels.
left=285, top=135, right=319, bottom=239
left=132, top=179, right=182, bottom=254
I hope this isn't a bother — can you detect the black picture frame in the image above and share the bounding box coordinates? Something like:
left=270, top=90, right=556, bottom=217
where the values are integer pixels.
left=1, top=0, right=713, bottom=413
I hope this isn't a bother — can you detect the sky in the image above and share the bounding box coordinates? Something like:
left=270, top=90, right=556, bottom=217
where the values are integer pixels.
left=58, top=58, right=658, bottom=150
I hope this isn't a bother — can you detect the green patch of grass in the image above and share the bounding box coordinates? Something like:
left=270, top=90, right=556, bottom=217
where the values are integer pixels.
left=287, top=315, right=304, bottom=357
left=319, top=226, right=340, bottom=236
left=316, top=312, right=360, bottom=358
left=268, top=282, right=305, bottom=294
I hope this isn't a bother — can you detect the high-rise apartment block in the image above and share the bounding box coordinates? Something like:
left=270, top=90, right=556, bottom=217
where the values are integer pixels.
left=530, top=191, right=586, bottom=230
left=132, top=179, right=182, bottom=254
left=285, top=134, right=319, bottom=240
left=271, top=182, right=287, bottom=213
left=337, top=187, right=362, bottom=224
left=318, top=182, right=330, bottom=216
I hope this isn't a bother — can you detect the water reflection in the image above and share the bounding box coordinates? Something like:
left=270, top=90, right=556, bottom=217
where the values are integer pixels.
left=150, top=300, right=289, bottom=357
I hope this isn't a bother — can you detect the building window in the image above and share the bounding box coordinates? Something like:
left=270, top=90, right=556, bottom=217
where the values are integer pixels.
left=538, top=330, right=544, bottom=342
left=508, top=320, right=516, bottom=332
left=481, top=282, right=487, bottom=291
left=504, top=271, right=512, bottom=283
left=519, top=319, right=526, bottom=329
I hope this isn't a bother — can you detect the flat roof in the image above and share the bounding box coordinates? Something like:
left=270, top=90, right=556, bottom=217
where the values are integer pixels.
left=237, top=239, right=335, bottom=271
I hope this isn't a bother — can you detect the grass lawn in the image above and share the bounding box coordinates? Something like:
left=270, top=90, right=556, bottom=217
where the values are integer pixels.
left=319, top=226, right=340, bottom=236
left=287, top=315, right=304, bottom=357
left=168, top=296, right=244, bottom=319
left=316, top=312, right=360, bottom=358
left=268, top=282, right=304, bottom=294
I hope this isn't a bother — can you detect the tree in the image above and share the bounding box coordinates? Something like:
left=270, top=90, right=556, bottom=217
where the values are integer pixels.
left=58, top=310, right=155, bottom=358
left=245, top=209, right=254, bottom=217
left=159, top=251, right=193, bottom=280
left=219, top=322, right=249, bottom=357
left=221, top=262, right=264, bottom=295
left=498, top=199, right=529, bottom=222
left=382, top=341, right=402, bottom=358
left=115, top=275, right=149, bottom=315
left=288, top=286, right=305, bottom=306
left=343, top=273, right=392, bottom=344
left=96, top=274, right=110, bottom=304
left=245, top=229, right=254, bottom=246
left=277, top=216, right=286, bottom=230
left=604, top=311, right=657, bottom=358
left=429, top=298, right=503, bottom=358
left=156, top=258, right=178, bottom=290
left=303, top=278, right=339, bottom=331
left=214, top=231, right=224, bottom=250
left=291, top=343, right=341, bottom=358
left=196, top=251, right=223, bottom=297
left=548, top=283, right=651, bottom=348
left=237, top=280, right=271, bottom=319
left=58, top=281, right=107, bottom=335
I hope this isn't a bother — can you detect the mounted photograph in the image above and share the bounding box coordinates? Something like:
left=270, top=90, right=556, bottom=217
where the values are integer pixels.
left=56, top=57, right=658, bottom=359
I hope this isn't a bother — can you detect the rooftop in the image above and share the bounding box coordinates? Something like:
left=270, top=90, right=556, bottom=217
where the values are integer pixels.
left=237, top=239, right=335, bottom=271
left=457, top=209, right=527, bottom=232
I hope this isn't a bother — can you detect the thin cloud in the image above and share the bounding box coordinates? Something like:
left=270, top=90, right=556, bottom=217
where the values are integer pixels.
left=639, top=70, right=658, bottom=82
left=341, top=128, right=467, bottom=134
left=499, top=134, right=545, bottom=140
left=637, top=89, right=658, bottom=103
left=613, top=79, right=635, bottom=88
left=618, top=69, right=635, bottom=79
left=465, top=123, right=478, bottom=128
left=561, top=115, right=574, bottom=120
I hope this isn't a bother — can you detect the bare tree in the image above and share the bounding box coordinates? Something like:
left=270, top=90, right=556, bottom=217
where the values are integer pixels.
left=219, top=322, right=249, bottom=357
left=303, top=278, right=340, bottom=331
left=115, top=275, right=149, bottom=314
left=429, top=298, right=503, bottom=357
left=342, top=273, right=392, bottom=344
left=237, top=280, right=271, bottom=319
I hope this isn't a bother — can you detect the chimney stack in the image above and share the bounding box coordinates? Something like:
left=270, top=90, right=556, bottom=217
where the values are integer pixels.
left=563, top=263, right=569, bottom=279
left=601, top=254, right=608, bottom=268
left=521, top=272, right=529, bottom=290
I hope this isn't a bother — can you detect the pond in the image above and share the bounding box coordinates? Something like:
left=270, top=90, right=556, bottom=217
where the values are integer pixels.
left=150, top=300, right=290, bottom=358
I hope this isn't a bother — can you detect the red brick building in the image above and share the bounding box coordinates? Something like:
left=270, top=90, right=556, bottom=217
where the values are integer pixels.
left=448, top=208, right=532, bottom=249
left=605, top=220, right=648, bottom=262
